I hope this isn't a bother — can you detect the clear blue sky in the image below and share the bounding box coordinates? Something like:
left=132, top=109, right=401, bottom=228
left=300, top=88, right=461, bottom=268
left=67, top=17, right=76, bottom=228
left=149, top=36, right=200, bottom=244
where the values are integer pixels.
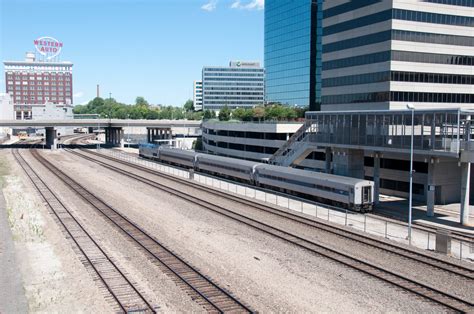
left=0, top=0, right=264, bottom=106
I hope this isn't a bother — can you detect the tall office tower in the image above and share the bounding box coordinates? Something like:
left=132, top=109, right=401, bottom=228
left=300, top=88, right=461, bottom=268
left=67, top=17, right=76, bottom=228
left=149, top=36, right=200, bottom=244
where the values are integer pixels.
left=193, top=80, right=203, bottom=111
left=321, top=0, right=474, bottom=111
left=264, top=0, right=323, bottom=111
left=4, top=51, right=73, bottom=119
left=202, top=61, right=265, bottom=111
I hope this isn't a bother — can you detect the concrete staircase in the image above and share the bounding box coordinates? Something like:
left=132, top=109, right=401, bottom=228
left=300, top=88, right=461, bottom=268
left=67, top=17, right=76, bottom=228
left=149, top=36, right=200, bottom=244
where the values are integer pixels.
left=269, top=120, right=317, bottom=167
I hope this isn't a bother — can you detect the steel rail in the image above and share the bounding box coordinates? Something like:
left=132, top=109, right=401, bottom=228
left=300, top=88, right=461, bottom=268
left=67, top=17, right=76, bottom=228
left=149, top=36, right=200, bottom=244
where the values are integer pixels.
left=13, top=149, right=155, bottom=313
left=77, top=148, right=474, bottom=279
left=31, top=149, right=253, bottom=314
left=69, top=148, right=474, bottom=312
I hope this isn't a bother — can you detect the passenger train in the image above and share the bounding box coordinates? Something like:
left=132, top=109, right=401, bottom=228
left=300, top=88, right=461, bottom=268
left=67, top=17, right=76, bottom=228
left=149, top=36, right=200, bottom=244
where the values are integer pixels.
left=139, top=145, right=374, bottom=211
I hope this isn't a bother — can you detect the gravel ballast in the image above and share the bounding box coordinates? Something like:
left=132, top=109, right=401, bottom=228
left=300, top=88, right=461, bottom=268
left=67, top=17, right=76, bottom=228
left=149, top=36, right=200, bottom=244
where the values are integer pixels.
left=33, top=149, right=454, bottom=312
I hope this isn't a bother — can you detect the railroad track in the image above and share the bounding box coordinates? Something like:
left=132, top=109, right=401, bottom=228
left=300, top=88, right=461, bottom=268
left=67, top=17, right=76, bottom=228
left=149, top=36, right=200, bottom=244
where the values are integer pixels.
left=12, top=149, right=156, bottom=313
left=75, top=149, right=474, bottom=278
left=67, top=148, right=474, bottom=312
left=60, top=134, right=96, bottom=146
left=107, top=148, right=474, bottom=243
left=29, top=149, right=252, bottom=314
left=367, top=209, right=474, bottom=242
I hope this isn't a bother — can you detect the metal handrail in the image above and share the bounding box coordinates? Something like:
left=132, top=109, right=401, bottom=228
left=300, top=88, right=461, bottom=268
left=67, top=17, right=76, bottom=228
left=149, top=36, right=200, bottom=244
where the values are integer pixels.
left=269, top=120, right=311, bottom=164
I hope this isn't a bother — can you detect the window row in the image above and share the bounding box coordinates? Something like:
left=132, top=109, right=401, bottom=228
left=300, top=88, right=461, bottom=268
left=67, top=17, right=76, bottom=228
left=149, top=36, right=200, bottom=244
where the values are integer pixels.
left=203, top=73, right=264, bottom=77
left=393, top=8, right=474, bottom=27
left=204, top=96, right=264, bottom=100
left=324, top=29, right=474, bottom=53
left=203, top=92, right=264, bottom=96
left=324, top=8, right=474, bottom=36
left=322, top=91, right=474, bottom=104
left=392, top=71, right=474, bottom=85
left=422, top=0, right=474, bottom=7
left=7, top=86, right=71, bottom=91
left=8, top=75, right=70, bottom=80
left=392, top=29, right=474, bottom=47
left=11, top=91, right=68, bottom=96
left=322, top=71, right=474, bottom=87
left=323, top=0, right=381, bottom=19
left=323, top=50, right=473, bottom=70
left=204, top=78, right=264, bottom=82
left=14, top=96, right=68, bottom=101
left=258, top=174, right=349, bottom=196
left=391, top=91, right=473, bottom=103
left=205, top=87, right=264, bottom=91
left=6, top=72, right=71, bottom=76
left=393, top=50, right=473, bottom=66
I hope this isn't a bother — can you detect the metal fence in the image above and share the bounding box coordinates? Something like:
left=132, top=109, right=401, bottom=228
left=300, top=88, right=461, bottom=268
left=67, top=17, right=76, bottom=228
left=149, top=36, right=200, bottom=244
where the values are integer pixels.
left=100, top=148, right=474, bottom=262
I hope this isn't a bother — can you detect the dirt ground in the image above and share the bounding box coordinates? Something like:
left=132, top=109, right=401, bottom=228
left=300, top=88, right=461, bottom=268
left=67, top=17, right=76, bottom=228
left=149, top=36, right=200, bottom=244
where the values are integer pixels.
left=0, top=150, right=112, bottom=312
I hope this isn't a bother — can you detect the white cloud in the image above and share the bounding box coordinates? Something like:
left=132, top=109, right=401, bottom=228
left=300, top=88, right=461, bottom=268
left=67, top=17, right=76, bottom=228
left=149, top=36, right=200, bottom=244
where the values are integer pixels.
left=230, top=0, right=264, bottom=10
left=73, top=91, right=84, bottom=98
left=201, top=0, right=218, bottom=11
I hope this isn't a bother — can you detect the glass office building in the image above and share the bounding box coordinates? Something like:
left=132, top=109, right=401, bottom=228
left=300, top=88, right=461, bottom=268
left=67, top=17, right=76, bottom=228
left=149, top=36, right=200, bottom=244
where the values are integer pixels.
left=264, top=0, right=322, bottom=111
left=321, top=0, right=474, bottom=111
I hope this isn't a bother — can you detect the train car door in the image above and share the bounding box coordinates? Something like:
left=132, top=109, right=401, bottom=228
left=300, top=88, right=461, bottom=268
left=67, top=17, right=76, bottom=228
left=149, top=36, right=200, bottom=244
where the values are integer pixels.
left=362, top=186, right=371, bottom=203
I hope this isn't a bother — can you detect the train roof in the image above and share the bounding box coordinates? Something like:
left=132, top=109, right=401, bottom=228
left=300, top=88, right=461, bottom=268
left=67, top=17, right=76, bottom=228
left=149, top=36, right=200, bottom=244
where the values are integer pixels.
left=255, top=164, right=373, bottom=185
left=197, top=153, right=260, bottom=167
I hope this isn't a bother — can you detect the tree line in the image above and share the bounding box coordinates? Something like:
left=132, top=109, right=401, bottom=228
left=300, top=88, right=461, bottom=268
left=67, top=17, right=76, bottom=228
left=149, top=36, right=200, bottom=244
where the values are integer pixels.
left=73, top=97, right=202, bottom=120
left=206, top=105, right=306, bottom=122
left=73, top=97, right=307, bottom=121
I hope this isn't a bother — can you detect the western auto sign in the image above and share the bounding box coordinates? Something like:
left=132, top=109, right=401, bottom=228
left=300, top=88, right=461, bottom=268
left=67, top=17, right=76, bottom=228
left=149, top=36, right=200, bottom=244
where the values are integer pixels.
left=34, top=37, right=63, bottom=60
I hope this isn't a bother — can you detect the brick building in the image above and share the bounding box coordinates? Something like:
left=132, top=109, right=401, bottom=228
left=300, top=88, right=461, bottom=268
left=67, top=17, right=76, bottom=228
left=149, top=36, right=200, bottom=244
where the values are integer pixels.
left=4, top=52, right=73, bottom=120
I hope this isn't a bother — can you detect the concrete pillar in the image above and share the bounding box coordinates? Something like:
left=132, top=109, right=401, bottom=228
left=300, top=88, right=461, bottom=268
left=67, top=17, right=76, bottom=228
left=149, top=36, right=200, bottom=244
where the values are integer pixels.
left=325, top=147, right=332, bottom=174
left=45, top=127, right=57, bottom=150
left=104, top=127, right=123, bottom=147
left=332, top=148, right=365, bottom=179
left=460, top=162, right=471, bottom=226
left=426, top=158, right=435, bottom=217
left=21, top=111, right=24, bottom=120
left=373, top=152, right=381, bottom=206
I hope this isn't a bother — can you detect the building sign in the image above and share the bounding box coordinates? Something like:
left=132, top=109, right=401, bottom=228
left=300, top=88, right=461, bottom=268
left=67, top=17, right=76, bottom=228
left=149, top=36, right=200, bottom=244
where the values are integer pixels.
left=34, top=36, right=63, bottom=60
left=230, top=61, right=260, bottom=68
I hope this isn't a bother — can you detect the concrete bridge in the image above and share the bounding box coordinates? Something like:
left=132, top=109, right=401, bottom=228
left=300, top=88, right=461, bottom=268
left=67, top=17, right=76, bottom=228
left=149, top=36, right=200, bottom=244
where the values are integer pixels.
left=0, top=119, right=202, bottom=148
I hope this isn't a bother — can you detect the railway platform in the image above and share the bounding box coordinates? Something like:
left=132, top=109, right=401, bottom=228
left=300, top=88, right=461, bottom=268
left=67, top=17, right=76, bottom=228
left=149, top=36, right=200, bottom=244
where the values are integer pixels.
left=376, top=195, right=474, bottom=235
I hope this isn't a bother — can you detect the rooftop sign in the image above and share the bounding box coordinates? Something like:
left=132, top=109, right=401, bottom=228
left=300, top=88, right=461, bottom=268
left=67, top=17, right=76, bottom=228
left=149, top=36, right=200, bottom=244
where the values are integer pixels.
left=34, top=36, right=63, bottom=60
left=230, top=61, right=260, bottom=68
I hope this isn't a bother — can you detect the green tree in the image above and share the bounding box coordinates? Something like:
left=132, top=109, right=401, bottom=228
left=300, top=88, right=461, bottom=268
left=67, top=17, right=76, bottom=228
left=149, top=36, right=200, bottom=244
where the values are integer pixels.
left=232, top=108, right=246, bottom=120
left=192, top=138, right=203, bottom=151
left=183, top=99, right=194, bottom=112
left=203, top=109, right=215, bottom=120
left=233, top=108, right=253, bottom=121
left=252, top=106, right=265, bottom=121
left=135, top=96, right=149, bottom=107
left=218, top=106, right=231, bottom=121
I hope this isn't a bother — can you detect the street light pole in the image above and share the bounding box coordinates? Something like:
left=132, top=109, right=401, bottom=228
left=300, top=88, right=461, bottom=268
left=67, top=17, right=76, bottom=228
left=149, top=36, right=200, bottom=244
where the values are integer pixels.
left=127, top=114, right=130, bottom=148
left=407, top=103, right=415, bottom=245
left=97, top=119, right=100, bottom=150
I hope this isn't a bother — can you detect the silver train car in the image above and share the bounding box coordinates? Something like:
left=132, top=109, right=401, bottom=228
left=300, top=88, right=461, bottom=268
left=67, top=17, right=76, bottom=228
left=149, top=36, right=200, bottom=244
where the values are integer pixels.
left=159, top=147, right=196, bottom=168
left=139, top=145, right=374, bottom=211
left=254, top=164, right=373, bottom=211
left=195, top=153, right=258, bottom=182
